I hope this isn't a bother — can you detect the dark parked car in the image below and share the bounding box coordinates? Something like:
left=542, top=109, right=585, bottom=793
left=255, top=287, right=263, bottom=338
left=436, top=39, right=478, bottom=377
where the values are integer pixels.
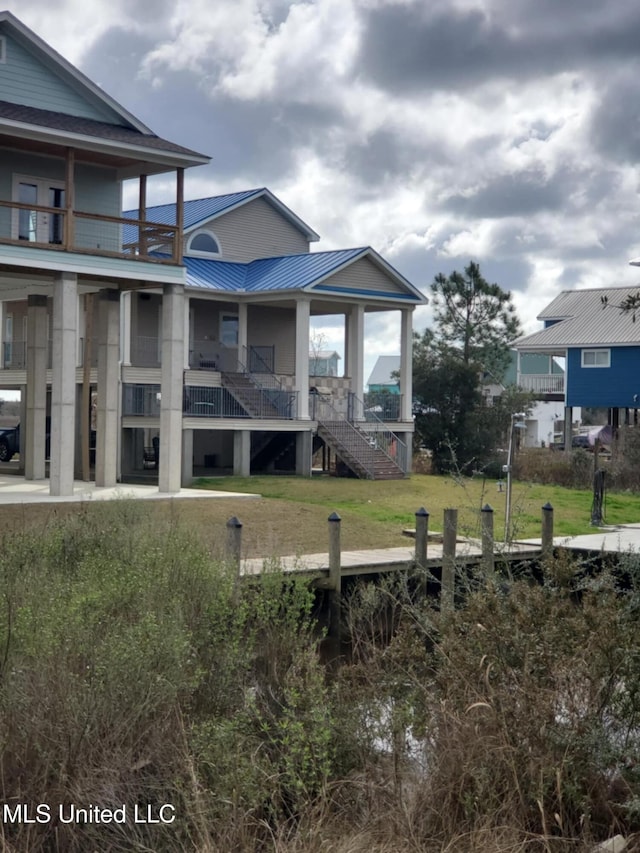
left=0, top=419, right=94, bottom=463
left=0, top=420, right=51, bottom=463
left=555, top=434, right=595, bottom=451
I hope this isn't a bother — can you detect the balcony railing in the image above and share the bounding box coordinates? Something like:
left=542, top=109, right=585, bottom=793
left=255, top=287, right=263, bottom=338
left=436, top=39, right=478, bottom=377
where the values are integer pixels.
left=2, top=340, right=26, bottom=369
left=517, top=373, right=565, bottom=395
left=0, top=200, right=180, bottom=264
left=131, top=336, right=161, bottom=368
left=122, top=384, right=162, bottom=417
left=2, top=340, right=55, bottom=370
left=362, top=391, right=402, bottom=421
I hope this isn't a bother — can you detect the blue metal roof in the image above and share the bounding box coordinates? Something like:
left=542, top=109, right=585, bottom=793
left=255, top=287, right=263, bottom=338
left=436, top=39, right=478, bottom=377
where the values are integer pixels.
left=181, top=248, right=425, bottom=302
left=123, top=188, right=320, bottom=242
left=244, top=249, right=366, bottom=292
left=184, top=257, right=247, bottom=292
left=124, top=190, right=264, bottom=230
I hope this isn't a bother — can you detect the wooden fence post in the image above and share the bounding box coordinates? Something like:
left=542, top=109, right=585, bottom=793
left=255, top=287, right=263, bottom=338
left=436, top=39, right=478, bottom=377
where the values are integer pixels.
left=541, top=502, right=554, bottom=558
left=442, top=508, right=457, bottom=611
left=415, top=507, right=429, bottom=597
left=327, top=512, right=342, bottom=661
left=226, top=516, right=243, bottom=571
left=481, top=503, right=495, bottom=578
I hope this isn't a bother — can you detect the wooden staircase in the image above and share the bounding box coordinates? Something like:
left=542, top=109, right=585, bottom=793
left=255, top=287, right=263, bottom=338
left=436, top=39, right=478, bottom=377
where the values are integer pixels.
left=317, top=419, right=405, bottom=480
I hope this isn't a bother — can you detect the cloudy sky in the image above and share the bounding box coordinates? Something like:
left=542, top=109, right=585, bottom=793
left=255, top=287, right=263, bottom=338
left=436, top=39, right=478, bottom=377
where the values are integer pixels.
left=7, top=0, right=640, bottom=378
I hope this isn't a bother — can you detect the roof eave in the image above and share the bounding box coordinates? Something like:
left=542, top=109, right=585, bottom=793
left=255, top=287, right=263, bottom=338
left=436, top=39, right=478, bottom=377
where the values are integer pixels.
left=0, top=118, right=210, bottom=172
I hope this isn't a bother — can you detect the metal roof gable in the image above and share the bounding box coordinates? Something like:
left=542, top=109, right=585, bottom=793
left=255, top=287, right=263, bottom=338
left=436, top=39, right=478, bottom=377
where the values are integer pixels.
left=124, top=189, right=320, bottom=242
left=516, top=285, right=640, bottom=350
left=180, top=247, right=426, bottom=303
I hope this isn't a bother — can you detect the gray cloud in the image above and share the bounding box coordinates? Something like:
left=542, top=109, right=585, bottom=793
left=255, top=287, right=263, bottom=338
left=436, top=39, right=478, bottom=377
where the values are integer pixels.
left=356, top=1, right=640, bottom=94
left=443, top=169, right=567, bottom=219
left=590, top=71, right=640, bottom=164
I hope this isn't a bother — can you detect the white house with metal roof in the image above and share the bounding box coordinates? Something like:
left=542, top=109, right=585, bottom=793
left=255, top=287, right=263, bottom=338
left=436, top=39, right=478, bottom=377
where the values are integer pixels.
left=0, top=11, right=425, bottom=489
left=514, top=286, right=640, bottom=442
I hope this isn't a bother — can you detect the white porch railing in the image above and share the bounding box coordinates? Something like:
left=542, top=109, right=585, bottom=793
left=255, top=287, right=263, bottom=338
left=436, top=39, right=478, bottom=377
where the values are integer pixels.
left=517, top=373, right=565, bottom=394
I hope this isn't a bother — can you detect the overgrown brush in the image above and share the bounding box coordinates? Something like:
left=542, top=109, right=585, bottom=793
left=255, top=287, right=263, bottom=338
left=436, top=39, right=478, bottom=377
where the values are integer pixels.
left=3, top=503, right=640, bottom=851
left=0, top=501, right=333, bottom=852
left=332, top=561, right=640, bottom=851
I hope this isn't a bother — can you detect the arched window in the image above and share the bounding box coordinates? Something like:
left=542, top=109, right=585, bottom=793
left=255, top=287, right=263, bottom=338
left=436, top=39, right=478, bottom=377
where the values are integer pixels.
left=187, top=230, right=221, bottom=257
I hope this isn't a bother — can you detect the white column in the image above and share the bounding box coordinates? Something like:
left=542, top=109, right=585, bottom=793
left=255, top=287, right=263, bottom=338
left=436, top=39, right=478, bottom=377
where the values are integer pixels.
left=50, top=272, right=78, bottom=496
left=183, top=295, right=191, bottom=369
left=295, top=299, right=310, bottom=419
left=295, top=430, right=312, bottom=476
left=120, top=291, right=131, bottom=365
left=95, top=289, right=120, bottom=487
left=347, top=304, right=365, bottom=417
left=238, top=301, right=248, bottom=364
left=159, top=283, right=185, bottom=493
left=233, top=430, right=250, bottom=476
left=25, top=295, right=48, bottom=480
left=400, top=307, right=414, bottom=422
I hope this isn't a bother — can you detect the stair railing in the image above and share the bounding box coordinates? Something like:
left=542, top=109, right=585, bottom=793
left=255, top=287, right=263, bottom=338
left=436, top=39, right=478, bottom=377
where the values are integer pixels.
left=219, top=343, right=296, bottom=418
left=347, top=391, right=408, bottom=474
left=312, top=391, right=378, bottom=478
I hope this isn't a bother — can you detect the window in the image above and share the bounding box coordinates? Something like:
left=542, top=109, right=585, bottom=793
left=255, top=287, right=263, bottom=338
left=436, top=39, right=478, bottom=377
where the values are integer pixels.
left=220, top=314, right=239, bottom=346
left=187, top=230, right=221, bottom=257
left=12, top=175, right=65, bottom=244
left=581, top=349, right=610, bottom=368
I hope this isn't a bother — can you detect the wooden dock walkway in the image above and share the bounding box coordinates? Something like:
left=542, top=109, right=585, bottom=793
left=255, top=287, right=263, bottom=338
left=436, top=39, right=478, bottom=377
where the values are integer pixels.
left=240, top=540, right=542, bottom=580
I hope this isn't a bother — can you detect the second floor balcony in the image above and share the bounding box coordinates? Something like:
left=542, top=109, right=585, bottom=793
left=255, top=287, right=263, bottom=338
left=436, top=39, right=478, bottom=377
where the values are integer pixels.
left=517, top=373, right=565, bottom=395
left=0, top=200, right=180, bottom=265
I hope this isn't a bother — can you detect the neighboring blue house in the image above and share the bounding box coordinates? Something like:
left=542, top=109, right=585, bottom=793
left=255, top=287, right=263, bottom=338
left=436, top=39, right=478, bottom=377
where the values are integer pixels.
left=514, top=287, right=640, bottom=438
left=367, top=355, right=400, bottom=394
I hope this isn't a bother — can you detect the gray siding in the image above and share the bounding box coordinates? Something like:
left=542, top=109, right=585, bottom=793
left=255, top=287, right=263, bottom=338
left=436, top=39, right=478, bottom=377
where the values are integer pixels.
left=322, top=257, right=407, bottom=297
left=248, top=305, right=296, bottom=374
left=0, top=30, right=119, bottom=123
left=196, top=197, right=310, bottom=261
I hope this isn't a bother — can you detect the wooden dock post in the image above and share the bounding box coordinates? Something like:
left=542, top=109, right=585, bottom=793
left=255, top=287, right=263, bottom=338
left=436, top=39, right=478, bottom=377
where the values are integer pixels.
left=442, top=508, right=458, bottom=611
left=327, top=512, right=342, bottom=661
left=226, top=516, right=243, bottom=570
left=481, top=503, right=495, bottom=578
left=541, top=502, right=554, bottom=558
left=415, top=506, right=429, bottom=567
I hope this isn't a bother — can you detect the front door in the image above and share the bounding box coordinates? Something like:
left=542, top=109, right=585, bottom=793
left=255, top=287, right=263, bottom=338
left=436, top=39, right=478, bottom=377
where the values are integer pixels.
left=12, top=176, right=65, bottom=244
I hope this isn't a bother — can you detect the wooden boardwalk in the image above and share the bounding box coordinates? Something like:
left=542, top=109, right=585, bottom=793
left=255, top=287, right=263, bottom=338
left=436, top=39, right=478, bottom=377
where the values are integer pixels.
left=240, top=540, right=542, bottom=580
left=240, top=524, right=640, bottom=581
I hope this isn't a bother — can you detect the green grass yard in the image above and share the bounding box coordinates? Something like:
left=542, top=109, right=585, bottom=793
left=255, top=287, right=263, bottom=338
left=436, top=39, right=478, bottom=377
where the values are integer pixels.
left=194, top=472, right=640, bottom=544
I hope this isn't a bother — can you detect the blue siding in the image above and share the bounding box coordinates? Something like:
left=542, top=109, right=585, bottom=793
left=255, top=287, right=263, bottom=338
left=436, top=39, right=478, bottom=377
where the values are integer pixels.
left=0, top=30, right=119, bottom=123
left=567, top=346, right=640, bottom=407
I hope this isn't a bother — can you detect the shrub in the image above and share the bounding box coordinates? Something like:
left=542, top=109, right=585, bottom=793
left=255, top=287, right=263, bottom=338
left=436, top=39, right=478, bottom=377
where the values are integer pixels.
left=0, top=502, right=333, bottom=852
